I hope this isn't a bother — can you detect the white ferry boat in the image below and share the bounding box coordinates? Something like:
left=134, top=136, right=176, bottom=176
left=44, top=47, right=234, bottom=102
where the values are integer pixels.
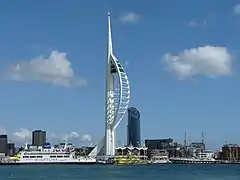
left=7, top=143, right=96, bottom=165
left=148, top=149, right=171, bottom=164
left=170, top=152, right=217, bottom=164
left=150, top=156, right=172, bottom=164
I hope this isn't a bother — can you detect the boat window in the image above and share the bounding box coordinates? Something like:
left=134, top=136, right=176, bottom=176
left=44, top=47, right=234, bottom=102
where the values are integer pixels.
left=64, top=156, right=70, bottom=158
left=30, top=156, right=36, bottom=158
left=22, top=153, right=65, bottom=155
left=50, top=156, right=56, bottom=158
left=57, top=156, right=63, bottom=158
left=37, top=156, right=43, bottom=158
left=23, top=156, right=29, bottom=158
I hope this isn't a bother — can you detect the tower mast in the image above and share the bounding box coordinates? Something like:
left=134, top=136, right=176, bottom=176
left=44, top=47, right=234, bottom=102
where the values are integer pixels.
left=105, top=12, right=115, bottom=156
left=201, top=132, right=204, bottom=151
left=88, top=12, right=130, bottom=158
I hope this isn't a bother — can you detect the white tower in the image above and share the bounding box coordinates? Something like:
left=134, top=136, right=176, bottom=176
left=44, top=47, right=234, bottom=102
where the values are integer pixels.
left=89, top=12, right=130, bottom=157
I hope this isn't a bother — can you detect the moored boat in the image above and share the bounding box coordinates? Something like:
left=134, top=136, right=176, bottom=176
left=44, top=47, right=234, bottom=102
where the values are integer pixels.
left=170, top=152, right=217, bottom=164
left=1, top=143, right=96, bottom=165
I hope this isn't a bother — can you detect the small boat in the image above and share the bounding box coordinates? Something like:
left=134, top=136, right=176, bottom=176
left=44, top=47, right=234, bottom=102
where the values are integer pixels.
left=149, top=156, right=172, bottom=164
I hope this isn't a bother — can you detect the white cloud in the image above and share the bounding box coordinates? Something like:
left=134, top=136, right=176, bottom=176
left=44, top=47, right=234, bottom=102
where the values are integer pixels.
left=61, top=132, right=79, bottom=140
left=0, top=127, right=7, bottom=134
left=233, top=4, right=240, bottom=15
left=188, top=20, right=198, bottom=27
left=81, top=134, right=92, bottom=142
left=188, top=19, right=207, bottom=28
left=59, top=133, right=92, bottom=146
left=69, top=132, right=79, bottom=138
left=119, top=12, right=140, bottom=24
left=5, top=128, right=93, bottom=146
left=124, top=60, right=129, bottom=66
left=13, top=128, right=31, bottom=139
left=5, top=50, right=87, bottom=88
left=188, top=15, right=215, bottom=28
left=163, top=45, right=232, bottom=79
left=47, top=132, right=57, bottom=139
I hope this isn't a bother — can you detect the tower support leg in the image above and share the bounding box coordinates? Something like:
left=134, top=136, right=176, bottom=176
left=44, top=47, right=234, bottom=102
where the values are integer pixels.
left=105, top=126, right=115, bottom=156
left=105, top=75, right=116, bottom=156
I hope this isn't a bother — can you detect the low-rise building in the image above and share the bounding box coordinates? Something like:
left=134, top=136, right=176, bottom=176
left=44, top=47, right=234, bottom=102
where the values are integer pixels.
left=218, top=144, right=240, bottom=161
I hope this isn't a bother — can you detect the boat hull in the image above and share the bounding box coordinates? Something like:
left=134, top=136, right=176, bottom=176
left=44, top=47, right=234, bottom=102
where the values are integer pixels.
left=0, top=161, right=96, bottom=166
left=170, top=158, right=217, bottom=164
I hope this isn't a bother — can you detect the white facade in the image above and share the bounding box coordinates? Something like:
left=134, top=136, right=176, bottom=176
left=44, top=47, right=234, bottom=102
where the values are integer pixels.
left=89, top=13, right=130, bottom=157
left=14, top=146, right=96, bottom=164
left=198, top=152, right=214, bottom=160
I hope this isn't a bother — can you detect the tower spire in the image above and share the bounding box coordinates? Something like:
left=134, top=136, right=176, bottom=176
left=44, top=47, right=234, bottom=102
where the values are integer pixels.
left=108, top=12, right=113, bottom=54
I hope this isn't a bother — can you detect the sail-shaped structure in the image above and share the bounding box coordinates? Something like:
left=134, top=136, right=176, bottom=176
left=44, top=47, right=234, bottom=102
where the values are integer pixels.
left=89, top=12, right=130, bottom=157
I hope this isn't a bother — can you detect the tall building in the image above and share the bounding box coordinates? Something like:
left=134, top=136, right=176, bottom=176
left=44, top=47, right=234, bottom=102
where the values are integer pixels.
left=88, top=13, right=131, bottom=157
left=0, top=134, right=8, bottom=155
left=32, top=130, right=46, bottom=146
left=127, top=107, right=141, bottom=147
left=8, top=143, right=15, bottom=156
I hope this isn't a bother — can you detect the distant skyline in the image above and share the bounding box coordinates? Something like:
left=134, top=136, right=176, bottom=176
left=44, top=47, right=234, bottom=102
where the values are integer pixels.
left=0, top=0, right=240, bottom=150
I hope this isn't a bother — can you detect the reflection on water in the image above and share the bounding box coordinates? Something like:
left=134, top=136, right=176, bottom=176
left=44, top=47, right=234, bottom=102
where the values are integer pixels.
left=0, top=164, right=240, bottom=180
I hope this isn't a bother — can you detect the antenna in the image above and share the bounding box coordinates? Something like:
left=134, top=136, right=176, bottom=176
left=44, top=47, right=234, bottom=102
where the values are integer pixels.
left=184, top=132, right=187, bottom=157
left=184, top=132, right=187, bottom=148
left=201, top=132, right=204, bottom=144
left=64, top=135, right=68, bottom=149
left=201, top=132, right=205, bottom=151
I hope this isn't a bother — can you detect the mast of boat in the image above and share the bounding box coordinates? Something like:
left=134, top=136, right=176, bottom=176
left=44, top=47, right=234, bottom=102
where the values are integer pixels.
left=24, top=142, right=28, bottom=150
left=201, top=132, right=204, bottom=152
left=64, top=135, right=68, bottom=149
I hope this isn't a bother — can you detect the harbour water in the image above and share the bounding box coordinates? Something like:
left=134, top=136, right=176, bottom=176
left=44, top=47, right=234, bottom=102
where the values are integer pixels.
left=1, top=164, right=240, bottom=180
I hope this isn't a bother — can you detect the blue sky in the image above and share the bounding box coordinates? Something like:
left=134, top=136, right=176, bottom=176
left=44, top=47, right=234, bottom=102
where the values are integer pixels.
left=0, top=0, right=240, bottom=149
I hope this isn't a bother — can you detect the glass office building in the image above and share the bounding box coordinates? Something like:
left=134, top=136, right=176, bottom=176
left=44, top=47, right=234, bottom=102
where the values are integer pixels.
left=32, top=130, right=46, bottom=147
left=127, top=107, right=141, bottom=147
left=0, top=134, right=8, bottom=155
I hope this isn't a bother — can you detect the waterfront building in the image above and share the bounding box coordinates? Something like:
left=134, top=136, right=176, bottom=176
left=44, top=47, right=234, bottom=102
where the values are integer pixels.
left=8, top=143, right=15, bottom=156
left=89, top=13, right=130, bottom=157
left=115, top=146, right=147, bottom=156
left=32, top=130, right=46, bottom=147
left=189, top=142, right=205, bottom=151
left=0, top=134, right=8, bottom=156
left=127, top=107, right=141, bottom=147
left=149, top=149, right=169, bottom=162
left=186, top=141, right=205, bottom=157
left=145, top=138, right=175, bottom=149
left=145, top=138, right=183, bottom=158
left=115, top=146, right=148, bottom=161
left=219, top=144, right=240, bottom=161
